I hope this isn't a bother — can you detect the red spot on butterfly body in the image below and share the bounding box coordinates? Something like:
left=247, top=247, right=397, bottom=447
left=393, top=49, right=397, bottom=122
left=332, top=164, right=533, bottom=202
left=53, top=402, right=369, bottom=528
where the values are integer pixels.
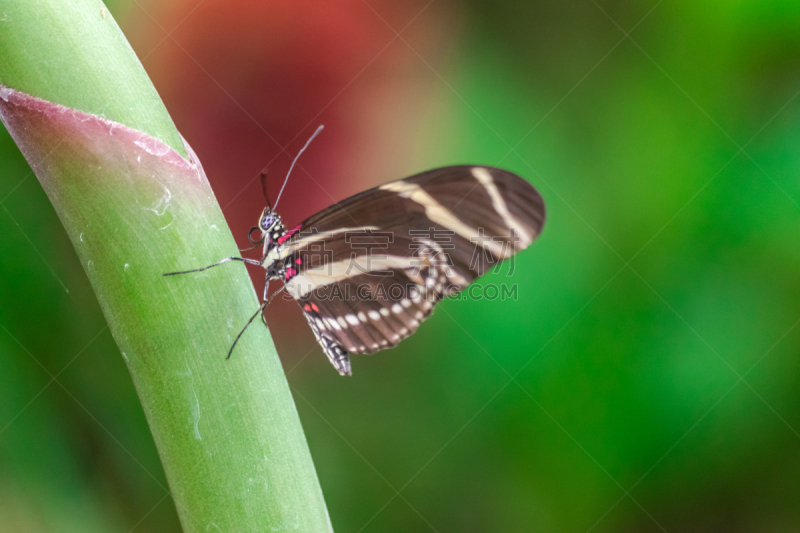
left=303, top=304, right=311, bottom=311
left=285, top=267, right=297, bottom=280
left=311, top=303, right=319, bottom=312
left=278, top=224, right=302, bottom=244
left=295, top=258, right=302, bottom=265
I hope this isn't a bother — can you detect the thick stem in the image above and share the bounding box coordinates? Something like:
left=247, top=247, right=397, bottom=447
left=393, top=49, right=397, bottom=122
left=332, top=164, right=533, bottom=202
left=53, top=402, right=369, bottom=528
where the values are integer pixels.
left=0, top=1, right=332, bottom=531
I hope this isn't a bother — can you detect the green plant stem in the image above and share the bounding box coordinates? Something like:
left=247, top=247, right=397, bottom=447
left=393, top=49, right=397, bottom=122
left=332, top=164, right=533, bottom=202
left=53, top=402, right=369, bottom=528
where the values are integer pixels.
left=0, top=1, right=332, bottom=531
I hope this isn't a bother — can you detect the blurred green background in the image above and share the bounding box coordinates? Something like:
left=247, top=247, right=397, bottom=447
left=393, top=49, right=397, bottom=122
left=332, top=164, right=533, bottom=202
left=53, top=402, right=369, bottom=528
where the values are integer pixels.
left=2, top=0, right=800, bottom=531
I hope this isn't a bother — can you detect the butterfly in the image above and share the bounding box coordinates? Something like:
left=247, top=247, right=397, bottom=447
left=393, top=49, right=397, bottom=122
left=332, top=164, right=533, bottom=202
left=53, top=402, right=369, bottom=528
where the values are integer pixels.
left=166, top=126, right=546, bottom=375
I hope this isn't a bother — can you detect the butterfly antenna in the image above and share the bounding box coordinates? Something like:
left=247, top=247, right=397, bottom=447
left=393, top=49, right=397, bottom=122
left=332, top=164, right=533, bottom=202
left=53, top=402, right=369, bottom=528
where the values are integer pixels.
left=273, top=125, right=324, bottom=210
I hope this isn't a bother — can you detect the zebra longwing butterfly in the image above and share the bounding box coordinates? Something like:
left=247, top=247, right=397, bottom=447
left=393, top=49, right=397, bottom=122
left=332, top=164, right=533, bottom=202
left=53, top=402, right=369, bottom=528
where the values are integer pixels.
left=167, top=131, right=545, bottom=375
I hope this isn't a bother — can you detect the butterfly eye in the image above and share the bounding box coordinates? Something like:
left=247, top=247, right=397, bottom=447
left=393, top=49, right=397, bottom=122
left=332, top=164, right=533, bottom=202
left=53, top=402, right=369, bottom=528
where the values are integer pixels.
left=260, top=215, right=275, bottom=230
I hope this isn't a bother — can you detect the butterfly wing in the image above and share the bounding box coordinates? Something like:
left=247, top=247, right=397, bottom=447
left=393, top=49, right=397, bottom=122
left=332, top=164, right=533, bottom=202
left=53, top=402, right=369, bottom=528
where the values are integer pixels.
left=278, top=165, right=545, bottom=374
left=298, top=268, right=439, bottom=375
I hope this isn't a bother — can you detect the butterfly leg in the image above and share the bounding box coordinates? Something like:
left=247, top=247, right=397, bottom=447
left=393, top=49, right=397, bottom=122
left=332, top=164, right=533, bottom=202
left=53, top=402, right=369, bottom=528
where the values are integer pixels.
left=163, top=256, right=262, bottom=276
left=226, top=300, right=269, bottom=359
left=261, top=280, right=271, bottom=327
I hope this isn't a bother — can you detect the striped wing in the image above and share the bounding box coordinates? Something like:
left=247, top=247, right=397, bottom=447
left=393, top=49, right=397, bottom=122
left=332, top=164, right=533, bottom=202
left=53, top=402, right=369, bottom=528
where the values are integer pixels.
left=280, top=165, right=545, bottom=375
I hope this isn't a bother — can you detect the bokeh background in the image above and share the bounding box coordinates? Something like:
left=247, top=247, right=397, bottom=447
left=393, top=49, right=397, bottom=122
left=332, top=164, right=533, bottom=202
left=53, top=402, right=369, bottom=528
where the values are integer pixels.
left=2, top=0, right=800, bottom=531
